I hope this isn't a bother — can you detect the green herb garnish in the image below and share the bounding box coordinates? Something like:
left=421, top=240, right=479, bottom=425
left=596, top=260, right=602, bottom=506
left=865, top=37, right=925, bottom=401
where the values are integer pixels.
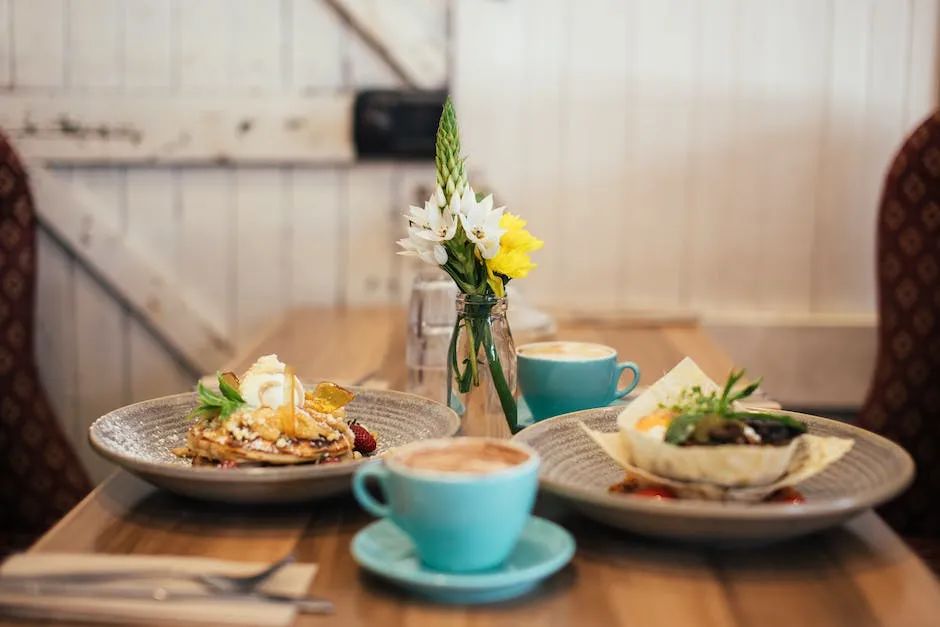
left=188, top=372, right=245, bottom=421
left=663, top=369, right=806, bottom=445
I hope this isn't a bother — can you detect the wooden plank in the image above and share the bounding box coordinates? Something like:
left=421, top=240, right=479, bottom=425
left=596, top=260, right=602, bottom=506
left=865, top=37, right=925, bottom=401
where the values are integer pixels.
left=686, top=0, right=738, bottom=311
left=622, top=0, right=695, bottom=309
left=290, top=167, right=343, bottom=306
left=233, top=167, right=288, bottom=349
left=392, top=163, right=434, bottom=305
left=706, top=320, right=876, bottom=407
left=176, top=0, right=228, bottom=91
left=346, top=29, right=402, bottom=88
left=67, top=0, right=120, bottom=90
left=343, top=164, right=396, bottom=304
left=290, top=0, right=345, bottom=91
left=861, top=0, right=911, bottom=302
left=122, top=0, right=172, bottom=91
left=11, top=0, right=64, bottom=88
left=33, top=229, right=79, bottom=451
left=905, top=0, right=940, bottom=128
left=128, top=323, right=192, bottom=401
left=29, top=164, right=233, bottom=373
left=0, top=94, right=355, bottom=164
left=753, top=0, right=828, bottom=312
left=225, top=307, right=404, bottom=383
left=229, top=0, right=281, bottom=92
left=562, top=0, right=628, bottom=309
left=31, top=472, right=155, bottom=553
left=812, top=0, right=872, bottom=313
left=124, top=167, right=192, bottom=400
left=70, top=168, right=126, bottom=483
left=326, top=0, right=446, bottom=89
left=714, top=0, right=766, bottom=310
left=511, top=0, right=565, bottom=306
left=0, top=0, right=11, bottom=87
left=177, top=168, right=234, bottom=341
left=124, top=168, right=176, bottom=280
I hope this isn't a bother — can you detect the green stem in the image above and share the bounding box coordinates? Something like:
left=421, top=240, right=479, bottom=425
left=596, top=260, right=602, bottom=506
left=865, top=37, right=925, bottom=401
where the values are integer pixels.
left=481, top=320, right=518, bottom=433
left=465, top=317, right=480, bottom=388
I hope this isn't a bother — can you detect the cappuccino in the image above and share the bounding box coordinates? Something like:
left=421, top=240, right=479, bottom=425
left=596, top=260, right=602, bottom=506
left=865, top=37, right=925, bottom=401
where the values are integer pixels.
left=517, top=341, right=614, bottom=361
left=397, top=440, right=530, bottom=474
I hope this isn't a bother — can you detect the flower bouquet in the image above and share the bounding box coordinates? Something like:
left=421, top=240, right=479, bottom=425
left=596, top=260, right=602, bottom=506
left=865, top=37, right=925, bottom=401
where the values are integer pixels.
left=397, top=98, right=543, bottom=434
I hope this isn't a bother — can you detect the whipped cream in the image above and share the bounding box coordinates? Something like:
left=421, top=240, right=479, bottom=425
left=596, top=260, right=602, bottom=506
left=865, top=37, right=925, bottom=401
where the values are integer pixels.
left=238, top=354, right=304, bottom=409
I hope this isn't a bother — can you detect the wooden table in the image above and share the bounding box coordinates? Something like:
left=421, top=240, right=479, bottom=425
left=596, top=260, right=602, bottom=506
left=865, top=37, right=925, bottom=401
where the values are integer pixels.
left=15, top=307, right=940, bottom=626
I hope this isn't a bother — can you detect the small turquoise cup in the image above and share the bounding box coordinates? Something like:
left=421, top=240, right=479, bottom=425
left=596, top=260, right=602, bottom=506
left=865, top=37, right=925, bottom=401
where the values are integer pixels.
left=352, top=437, right=539, bottom=573
left=517, top=341, right=641, bottom=421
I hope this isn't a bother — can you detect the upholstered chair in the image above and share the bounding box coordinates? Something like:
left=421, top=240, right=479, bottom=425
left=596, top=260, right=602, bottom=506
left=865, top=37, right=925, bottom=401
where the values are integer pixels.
left=0, top=133, right=91, bottom=555
left=860, top=111, right=940, bottom=568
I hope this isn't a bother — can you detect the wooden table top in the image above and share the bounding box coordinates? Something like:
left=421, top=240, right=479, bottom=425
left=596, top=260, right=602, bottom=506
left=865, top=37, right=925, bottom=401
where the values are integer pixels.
left=17, top=306, right=940, bottom=626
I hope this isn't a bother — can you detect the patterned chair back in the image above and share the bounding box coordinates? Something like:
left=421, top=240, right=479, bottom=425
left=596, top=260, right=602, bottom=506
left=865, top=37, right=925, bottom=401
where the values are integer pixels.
left=0, top=134, right=90, bottom=553
left=860, top=112, right=940, bottom=537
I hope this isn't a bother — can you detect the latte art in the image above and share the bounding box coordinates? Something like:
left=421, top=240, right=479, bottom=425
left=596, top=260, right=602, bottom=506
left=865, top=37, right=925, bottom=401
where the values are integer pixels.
left=518, top=341, right=614, bottom=361
left=397, top=441, right=530, bottom=474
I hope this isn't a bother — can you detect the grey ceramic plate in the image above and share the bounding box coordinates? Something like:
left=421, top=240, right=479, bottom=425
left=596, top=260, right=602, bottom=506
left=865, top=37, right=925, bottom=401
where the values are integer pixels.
left=89, top=388, right=460, bottom=504
left=513, top=408, right=914, bottom=544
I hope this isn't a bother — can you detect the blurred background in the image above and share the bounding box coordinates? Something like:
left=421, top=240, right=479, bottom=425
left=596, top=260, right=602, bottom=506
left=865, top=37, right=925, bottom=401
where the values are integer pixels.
left=1, top=0, right=937, bottom=481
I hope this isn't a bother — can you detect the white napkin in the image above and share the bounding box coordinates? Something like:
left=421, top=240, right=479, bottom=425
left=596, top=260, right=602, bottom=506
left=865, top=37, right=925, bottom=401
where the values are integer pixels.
left=0, top=553, right=317, bottom=626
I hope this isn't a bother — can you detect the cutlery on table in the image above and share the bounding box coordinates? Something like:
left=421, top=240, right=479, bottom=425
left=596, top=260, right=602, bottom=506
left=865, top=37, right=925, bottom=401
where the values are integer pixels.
left=0, top=552, right=295, bottom=594
left=0, top=580, right=334, bottom=614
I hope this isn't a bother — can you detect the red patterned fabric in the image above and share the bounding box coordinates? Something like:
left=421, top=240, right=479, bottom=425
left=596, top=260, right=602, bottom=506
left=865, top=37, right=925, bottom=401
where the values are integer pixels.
left=0, top=134, right=90, bottom=554
left=860, top=111, right=940, bottom=539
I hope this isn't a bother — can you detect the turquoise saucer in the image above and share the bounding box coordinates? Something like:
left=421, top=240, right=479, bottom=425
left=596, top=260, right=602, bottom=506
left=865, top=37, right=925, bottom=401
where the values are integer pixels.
left=351, top=516, right=575, bottom=604
left=516, top=394, right=632, bottom=430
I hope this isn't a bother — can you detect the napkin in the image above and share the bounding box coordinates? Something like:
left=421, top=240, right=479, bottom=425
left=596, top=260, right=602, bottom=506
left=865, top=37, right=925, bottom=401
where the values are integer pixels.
left=0, top=553, right=318, bottom=626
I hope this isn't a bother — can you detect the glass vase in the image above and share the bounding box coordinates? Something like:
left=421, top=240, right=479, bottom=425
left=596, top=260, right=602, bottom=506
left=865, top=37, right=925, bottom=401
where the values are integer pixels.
left=406, top=267, right=458, bottom=404
left=446, top=294, right=518, bottom=438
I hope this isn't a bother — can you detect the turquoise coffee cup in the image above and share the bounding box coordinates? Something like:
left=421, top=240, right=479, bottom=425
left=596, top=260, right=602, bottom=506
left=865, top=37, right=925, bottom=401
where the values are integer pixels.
left=352, top=437, right=539, bottom=573
left=517, top=341, right=641, bottom=421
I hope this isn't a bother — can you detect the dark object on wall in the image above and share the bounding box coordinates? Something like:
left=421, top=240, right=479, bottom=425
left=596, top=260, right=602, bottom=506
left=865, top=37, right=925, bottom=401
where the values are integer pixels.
left=859, top=110, right=940, bottom=572
left=354, top=90, right=446, bottom=159
left=0, top=133, right=91, bottom=556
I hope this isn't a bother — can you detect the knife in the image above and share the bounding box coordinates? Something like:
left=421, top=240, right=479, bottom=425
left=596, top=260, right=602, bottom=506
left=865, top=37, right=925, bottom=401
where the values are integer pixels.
left=0, top=581, right=334, bottom=614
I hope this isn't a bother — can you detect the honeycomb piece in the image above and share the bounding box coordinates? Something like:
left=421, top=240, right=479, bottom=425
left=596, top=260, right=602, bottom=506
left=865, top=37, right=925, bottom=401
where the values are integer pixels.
left=306, top=381, right=355, bottom=414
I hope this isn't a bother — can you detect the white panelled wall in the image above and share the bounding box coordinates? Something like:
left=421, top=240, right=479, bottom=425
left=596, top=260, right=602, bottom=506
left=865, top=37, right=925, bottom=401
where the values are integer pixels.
left=4, top=0, right=432, bottom=480
left=455, top=0, right=939, bottom=411
left=0, top=0, right=936, bottom=480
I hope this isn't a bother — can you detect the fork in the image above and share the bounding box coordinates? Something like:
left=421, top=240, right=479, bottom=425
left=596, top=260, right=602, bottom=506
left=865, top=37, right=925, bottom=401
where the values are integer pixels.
left=0, top=553, right=296, bottom=594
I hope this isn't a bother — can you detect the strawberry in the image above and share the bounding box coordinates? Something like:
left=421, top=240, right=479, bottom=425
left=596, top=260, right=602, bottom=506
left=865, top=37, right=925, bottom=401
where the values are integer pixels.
left=349, top=421, right=377, bottom=455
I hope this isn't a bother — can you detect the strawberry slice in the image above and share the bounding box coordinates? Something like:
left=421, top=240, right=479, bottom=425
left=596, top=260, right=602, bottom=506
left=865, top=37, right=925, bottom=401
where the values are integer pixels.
left=349, top=421, right=377, bottom=455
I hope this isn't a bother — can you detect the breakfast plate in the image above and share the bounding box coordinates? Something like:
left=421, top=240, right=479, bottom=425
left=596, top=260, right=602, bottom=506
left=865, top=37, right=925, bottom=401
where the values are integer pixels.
left=513, top=408, right=913, bottom=544
left=90, top=386, right=460, bottom=504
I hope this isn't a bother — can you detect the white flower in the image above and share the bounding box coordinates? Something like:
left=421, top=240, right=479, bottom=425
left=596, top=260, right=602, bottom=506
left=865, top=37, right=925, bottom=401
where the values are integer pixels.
left=457, top=186, right=505, bottom=259
left=405, top=188, right=457, bottom=243
left=398, top=188, right=457, bottom=266
left=397, top=226, right=447, bottom=265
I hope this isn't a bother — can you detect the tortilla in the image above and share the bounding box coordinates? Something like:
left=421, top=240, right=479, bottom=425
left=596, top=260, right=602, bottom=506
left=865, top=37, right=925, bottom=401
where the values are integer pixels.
left=588, top=357, right=855, bottom=498
left=581, top=422, right=853, bottom=502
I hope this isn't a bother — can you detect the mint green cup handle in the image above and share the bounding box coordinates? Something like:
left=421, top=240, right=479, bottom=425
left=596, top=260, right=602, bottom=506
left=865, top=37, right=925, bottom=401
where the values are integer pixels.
left=353, top=464, right=392, bottom=518
left=611, top=361, right=641, bottom=401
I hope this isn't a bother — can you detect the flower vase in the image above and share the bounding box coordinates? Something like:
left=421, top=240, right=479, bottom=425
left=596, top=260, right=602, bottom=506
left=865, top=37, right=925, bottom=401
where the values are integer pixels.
left=447, top=294, right=518, bottom=438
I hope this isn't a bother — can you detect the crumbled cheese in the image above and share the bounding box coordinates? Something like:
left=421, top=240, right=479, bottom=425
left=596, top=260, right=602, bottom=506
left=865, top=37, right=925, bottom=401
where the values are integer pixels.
left=742, top=425, right=761, bottom=444
left=275, top=437, right=288, bottom=448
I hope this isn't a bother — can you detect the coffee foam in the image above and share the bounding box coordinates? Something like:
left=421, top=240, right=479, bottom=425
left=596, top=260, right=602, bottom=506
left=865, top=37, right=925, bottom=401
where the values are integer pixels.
left=517, top=341, right=614, bottom=361
left=396, top=440, right=530, bottom=475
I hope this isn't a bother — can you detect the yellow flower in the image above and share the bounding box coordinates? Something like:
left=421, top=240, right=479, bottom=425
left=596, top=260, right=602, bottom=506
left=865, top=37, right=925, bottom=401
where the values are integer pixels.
left=486, top=213, right=543, bottom=296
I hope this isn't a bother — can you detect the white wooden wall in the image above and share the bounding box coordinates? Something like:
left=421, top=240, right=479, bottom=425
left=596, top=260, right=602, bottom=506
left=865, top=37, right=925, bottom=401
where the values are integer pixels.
left=455, top=0, right=939, bottom=316
left=2, top=0, right=437, bottom=480
left=1, top=0, right=936, bottom=479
